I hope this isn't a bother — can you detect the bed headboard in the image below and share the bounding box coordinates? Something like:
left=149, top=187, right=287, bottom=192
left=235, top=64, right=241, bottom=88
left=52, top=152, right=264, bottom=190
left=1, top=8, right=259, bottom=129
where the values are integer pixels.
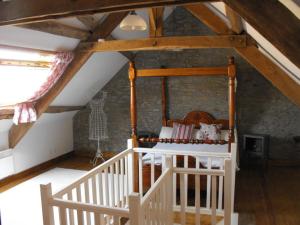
left=166, top=111, right=229, bottom=130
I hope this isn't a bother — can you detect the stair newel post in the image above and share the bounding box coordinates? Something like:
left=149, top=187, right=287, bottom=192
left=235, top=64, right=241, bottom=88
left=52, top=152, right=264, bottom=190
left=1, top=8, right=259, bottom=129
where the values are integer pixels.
left=40, top=183, right=54, bottom=225
left=129, top=61, right=139, bottom=193
left=128, top=193, right=141, bottom=225
left=228, top=56, right=236, bottom=152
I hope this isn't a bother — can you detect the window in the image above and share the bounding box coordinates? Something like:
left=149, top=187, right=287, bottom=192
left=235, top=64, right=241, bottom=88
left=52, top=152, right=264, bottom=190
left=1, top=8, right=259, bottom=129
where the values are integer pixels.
left=0, top=46, right=56, bottom=107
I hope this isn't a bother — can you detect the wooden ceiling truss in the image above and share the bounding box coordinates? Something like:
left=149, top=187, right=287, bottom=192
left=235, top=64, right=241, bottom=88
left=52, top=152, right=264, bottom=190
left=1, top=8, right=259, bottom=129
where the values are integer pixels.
left=1, top=1, right=298, bottom=149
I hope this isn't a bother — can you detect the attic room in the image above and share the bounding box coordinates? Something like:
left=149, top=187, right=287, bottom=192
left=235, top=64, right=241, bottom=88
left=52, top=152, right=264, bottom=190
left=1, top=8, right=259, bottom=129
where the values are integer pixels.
left=0, top=1, right=299, bottom=225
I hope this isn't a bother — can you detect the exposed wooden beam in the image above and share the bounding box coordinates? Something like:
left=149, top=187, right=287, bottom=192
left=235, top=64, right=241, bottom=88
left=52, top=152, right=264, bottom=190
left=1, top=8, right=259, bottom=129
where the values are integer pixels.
left=8, top=12, right=129, bottom=148
left=0, top=59, right=51, bottom=68
left=77, top=15, right=98, bottom=31
left=187, top=3, right=300, bottom=107
left=18, top=21, right=90, bottom=40
left=236, top=46, right=300, bottom=106
left=225, top=5, right=243, bottom=34
left=148, top=7, right=164, bottom=37
left=79, top=35, right=248, bottom=52
left=137, top=67, right=228, bottom=77
left=106, top=35, right=135, bottom=61
left=0, top=0, right=217, bottom=26
left=185, top=4, right=232, bottom=35
left=0, top=106, right=85, bottom=120
left=223, top=0, right=300, bottom=70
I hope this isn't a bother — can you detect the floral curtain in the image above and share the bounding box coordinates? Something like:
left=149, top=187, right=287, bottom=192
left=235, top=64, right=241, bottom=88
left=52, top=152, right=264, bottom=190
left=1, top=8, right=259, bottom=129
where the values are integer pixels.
left=13, top=52, right=74, bottom=125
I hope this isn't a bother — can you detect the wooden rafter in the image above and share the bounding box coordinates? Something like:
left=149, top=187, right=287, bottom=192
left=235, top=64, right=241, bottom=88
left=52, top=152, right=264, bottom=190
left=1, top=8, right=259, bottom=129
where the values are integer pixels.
left=148, top=7, right=164, bottom=37
left=77, top=15, right=98, bottom=31
left=0, top=106, right=85, bottom=120
left=79, top=35, right=248, bottom=52
left=8, top=12, right=129, bottom=148
left=18, top=21, right=90, bottom=40
left=225, top=5, right=243, bottom=34
left=185, top=4, right=232, bottom=35
left=186, top=3, right=300, bottom=107
left=0, top=0, right=216, bottom=26
left=0, top=59, right=51, bottom=68
left=223, top=0, right=300, bottom=70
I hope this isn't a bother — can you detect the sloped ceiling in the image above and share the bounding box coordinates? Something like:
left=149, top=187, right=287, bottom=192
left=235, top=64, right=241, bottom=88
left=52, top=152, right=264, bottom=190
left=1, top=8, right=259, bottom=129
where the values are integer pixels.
left=0, top=4, right=299, bottom=150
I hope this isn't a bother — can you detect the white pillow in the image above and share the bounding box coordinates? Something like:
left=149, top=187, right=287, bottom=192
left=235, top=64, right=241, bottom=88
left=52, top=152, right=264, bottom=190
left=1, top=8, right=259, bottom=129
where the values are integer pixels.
left=221, top=130, right=229, bottom=141
left=194, top=129, right=205, bottom=140
left=159, top=126, right=173, bottom=139
left=199, top=123, right=222, bottom=141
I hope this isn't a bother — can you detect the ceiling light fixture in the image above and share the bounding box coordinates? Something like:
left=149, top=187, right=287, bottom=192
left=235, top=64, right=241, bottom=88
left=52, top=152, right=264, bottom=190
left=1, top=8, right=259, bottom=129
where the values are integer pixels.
left=120, top=11, right=147, bottom=31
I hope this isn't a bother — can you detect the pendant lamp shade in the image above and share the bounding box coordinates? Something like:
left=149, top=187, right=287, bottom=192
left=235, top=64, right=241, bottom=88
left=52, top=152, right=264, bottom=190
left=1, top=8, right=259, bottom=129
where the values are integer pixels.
left=120, top=11, right=147, bottom=31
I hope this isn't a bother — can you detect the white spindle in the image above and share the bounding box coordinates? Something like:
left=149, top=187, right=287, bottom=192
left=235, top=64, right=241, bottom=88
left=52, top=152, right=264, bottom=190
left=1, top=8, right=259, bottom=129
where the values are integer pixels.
left=59, top=207, right=67, bottom=225
left=138, top=152, right=143, bottom=196
left=218, top=165, right=224, bottom=210
left=116, top=161, right=120, bottom=207
left=84, top=180, right=91, bottom=225
left=180, top=173, right=186, bottom=225
left=184, top=155, right=188, bottom=208
left=104, top=168, right=109, bottom=206
left=92, top=176, right=97, bottom=204
left=206, top=157, right=212, bottom=209
left=98, top=172, right=103, bottom=205
left=113, top=215, right=120, bottom=225
left=76, top=185, right=82, bottom=202
left=67, top=191, right=75, bottom=225
left=195, top=156, right=201, bottom=225
left=77, top=210, right=83, bottom=225
left=120, top=158, right=124, bottom=207
left=151, top=154, right=155, bottom=186
left=211, top=175, right=217, bottom=225
left=125, top=155, right=129, bottom=205
left=173, top=155, right=177, bottom=207
left=110, top=164, right=115, bottom=206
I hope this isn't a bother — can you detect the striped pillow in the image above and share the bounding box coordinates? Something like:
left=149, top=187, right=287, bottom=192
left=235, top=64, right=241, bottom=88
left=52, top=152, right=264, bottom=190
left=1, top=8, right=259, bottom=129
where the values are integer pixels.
left=171, top=123, right=195, bottom=140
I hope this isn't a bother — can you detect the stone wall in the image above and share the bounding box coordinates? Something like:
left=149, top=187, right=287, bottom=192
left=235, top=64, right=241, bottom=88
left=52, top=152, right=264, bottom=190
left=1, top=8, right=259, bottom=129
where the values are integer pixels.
left=73, top=7, right=300, bottom=160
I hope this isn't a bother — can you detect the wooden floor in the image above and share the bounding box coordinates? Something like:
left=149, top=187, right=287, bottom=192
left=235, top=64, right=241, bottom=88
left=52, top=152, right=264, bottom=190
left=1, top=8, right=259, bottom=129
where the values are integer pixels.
left=1, top=155, right=300, bottom=225
left=235, top=163, right=300, bottom=225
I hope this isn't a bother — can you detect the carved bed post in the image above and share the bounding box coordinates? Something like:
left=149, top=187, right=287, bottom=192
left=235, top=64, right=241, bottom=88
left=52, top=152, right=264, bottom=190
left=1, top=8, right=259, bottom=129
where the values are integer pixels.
left=161, top=77, right=167, bottom=126
left=228, top=57, right=236, bottom=152
left=129, top=61, right=139, bottom=192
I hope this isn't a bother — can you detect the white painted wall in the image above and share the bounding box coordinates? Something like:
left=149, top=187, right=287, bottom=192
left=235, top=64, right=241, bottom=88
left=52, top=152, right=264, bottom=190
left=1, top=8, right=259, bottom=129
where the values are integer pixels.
left=12, top=112, right=75, bottom=173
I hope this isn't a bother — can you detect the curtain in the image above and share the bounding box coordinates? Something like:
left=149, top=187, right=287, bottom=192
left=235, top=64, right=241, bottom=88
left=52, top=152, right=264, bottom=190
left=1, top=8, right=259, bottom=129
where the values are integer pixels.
left=13, top=52, right=74, bottom=125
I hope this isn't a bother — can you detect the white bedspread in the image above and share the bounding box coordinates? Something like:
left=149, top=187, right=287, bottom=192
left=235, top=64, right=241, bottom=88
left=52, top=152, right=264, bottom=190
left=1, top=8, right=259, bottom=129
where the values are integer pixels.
left=142, top=143, right=229, bottom=168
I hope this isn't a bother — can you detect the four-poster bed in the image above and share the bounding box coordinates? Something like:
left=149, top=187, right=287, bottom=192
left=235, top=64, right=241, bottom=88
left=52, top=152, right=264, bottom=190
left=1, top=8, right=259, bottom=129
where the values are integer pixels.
left=40, top=58, right=238, bottom=225
left=128, top=57, right=237, bottom=192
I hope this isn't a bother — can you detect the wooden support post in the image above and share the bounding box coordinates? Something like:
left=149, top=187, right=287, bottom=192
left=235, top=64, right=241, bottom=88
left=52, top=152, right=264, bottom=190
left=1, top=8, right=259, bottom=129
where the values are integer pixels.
left=40, top=183, right=54, bottom=225
left=161, top=77, right=167, bottom=126
left=228, top=57, right=236, bottom=152
left=129, top=61, right=139, bottom=193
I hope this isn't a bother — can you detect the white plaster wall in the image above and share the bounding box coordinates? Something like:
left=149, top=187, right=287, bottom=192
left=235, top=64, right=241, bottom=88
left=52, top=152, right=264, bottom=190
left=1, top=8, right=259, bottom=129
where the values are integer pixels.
left=12, top=112, right=75, bottom=173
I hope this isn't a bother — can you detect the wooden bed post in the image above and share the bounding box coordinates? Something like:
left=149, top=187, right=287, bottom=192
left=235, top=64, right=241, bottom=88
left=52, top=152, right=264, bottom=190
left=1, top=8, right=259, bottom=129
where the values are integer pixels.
left=161, top=77, right=167, bottom=126
left=129, top=61, right=139, bottom=192
left=228, top=56, right=236, bottom=152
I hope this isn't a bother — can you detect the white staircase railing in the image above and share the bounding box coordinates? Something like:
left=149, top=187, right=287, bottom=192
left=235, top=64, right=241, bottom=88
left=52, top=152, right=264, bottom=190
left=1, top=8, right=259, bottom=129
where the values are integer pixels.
left=41, top=147, right=234, bottom=225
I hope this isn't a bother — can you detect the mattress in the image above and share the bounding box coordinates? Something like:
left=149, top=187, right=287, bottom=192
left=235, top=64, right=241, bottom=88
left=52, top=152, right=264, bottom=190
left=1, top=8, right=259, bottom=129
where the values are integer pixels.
left=142, top=142, right=229, bottom=168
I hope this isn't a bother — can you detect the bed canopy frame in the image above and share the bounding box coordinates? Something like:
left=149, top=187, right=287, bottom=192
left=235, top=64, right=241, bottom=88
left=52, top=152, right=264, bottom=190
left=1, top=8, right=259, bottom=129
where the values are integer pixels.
left=129, top=56, right=236, bottom=150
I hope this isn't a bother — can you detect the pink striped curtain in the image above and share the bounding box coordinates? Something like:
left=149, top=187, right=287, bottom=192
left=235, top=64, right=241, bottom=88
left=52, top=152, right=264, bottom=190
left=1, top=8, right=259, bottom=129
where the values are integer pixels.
left=13, top=52, right=74, bottom=125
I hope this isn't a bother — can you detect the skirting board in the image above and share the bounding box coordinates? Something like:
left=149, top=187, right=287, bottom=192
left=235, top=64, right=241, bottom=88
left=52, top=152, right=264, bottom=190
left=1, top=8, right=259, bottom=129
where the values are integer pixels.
left=0, top=151, right=74, bottom=190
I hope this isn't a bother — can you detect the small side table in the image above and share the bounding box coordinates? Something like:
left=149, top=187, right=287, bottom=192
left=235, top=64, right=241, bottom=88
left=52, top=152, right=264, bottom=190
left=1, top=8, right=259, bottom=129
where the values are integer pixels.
left=243, top=133, right=270, bottom=167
